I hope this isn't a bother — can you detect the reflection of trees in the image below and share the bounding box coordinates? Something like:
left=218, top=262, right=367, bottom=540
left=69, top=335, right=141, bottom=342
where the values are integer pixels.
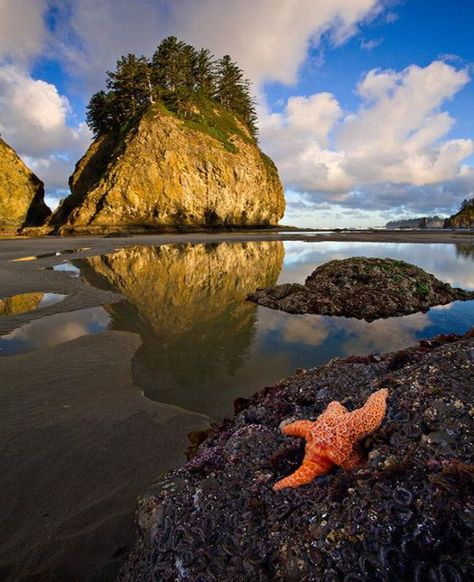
left=455, top=243, right=474, bottom=261
left=0, top=292, right=43, bottom=316
left=76, top=242, right=283, bottom=415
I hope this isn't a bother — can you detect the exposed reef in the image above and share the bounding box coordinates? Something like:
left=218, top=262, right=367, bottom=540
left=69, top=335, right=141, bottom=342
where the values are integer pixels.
left=248, top=257, right=474, bottom=321
left=47, top=101, right=285, bottom=234
left=121, top=330, right=474, bottom=581
left=0, top=137, right=50, bottom=232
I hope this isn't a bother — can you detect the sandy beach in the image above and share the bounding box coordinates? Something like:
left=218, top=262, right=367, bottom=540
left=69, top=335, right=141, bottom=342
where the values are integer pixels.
left=1, top=230, right=473, bottom=580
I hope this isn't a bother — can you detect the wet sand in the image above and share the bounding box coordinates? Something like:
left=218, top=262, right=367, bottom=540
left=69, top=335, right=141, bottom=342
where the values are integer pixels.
left=0, top=230, right=473, bottom=580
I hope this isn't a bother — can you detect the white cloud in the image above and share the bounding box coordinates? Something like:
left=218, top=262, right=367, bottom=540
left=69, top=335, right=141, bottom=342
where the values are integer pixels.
left=51, top=0, right=382, bottom=90
left=174, top=0, right=382, bottom=85
left=0, top=64, right=91, bottom=201
left=261, top=60, right=474, bottom=213
left=360, top=37, right=383, bottom=51
left=52, top=0, right=166, bottom=92
left=0, top=0, right=49, bottom=62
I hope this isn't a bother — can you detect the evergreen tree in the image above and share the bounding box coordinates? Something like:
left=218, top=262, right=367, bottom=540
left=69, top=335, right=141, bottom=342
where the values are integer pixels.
left=106, top=54, right=151, bottom=123
left=194, top=48, right=216, bottom=96
left=86, top=90, right=115, bottom=136
left=460, top=197, right=474, bottom=210
left=85, top=38, right=259, bottom=139
left=151, top=37, right=196, bottom=94
left=216, top=55, right=258, bottom=138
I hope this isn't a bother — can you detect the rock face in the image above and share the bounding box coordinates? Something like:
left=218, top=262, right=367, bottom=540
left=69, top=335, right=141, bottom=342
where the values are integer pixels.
left=445, top=205, right=474, bottom=229
left=248, top=257, right=474, bottom=321
left=50, top=105, right=285, bottom=233
left=121, top=330, right=474, bottom=581
left=0, top=138, right=50, bottom=231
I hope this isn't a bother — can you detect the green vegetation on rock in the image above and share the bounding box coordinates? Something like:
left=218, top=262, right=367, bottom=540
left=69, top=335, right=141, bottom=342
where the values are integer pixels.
left=86, top=36, right=258, bottom=140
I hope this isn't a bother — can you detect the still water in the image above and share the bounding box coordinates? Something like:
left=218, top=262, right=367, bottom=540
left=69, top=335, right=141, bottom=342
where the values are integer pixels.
left=2, top=241, right=474, bottom=418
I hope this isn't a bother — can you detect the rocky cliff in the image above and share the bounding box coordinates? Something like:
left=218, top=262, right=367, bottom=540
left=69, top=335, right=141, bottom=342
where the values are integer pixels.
left=0, top=138, right=50, bottom=232
left=445, top=204, right=474, bottom=228
left=50, top=103, right=285, bottom=233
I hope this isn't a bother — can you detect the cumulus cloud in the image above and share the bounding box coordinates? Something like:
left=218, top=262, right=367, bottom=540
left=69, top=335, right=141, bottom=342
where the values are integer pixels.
left=261, top=61, right=474, bottom=213
left=0, top=64, right=89, bottom=155
left=0, top=64, right=91, bottom=202
left=174, top=0, right=382, bottom=85
left=51, top=0, right=382, bottom=90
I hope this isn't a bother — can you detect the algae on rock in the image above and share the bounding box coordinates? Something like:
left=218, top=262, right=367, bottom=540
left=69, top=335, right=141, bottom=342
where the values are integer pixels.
left=0, top=138, right=50, bottom=232
left=50, top=101, right=285, bottom=233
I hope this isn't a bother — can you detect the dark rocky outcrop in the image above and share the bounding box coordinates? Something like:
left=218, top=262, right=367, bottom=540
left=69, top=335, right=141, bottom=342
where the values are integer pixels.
left=121, top=330, right=474, bottom=581
left=248, top=257, right=474, bottom=321
left=0, top=138, right=50, bottom=232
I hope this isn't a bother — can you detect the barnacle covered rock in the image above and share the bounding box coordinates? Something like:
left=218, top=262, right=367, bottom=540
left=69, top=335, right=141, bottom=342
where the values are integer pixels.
left=247, top=257, right=474, bottom=321
left=121, top=330, right=474, bottom=581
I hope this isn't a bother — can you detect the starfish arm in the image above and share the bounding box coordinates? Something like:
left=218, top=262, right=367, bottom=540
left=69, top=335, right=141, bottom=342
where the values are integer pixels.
left=273, top=455, right=333, bottom=491
left=281, top=420, right=313, bottom=438
left=348, top=388, right=388, bottom=440
left=340, top=445, right=365, bottom=470
left=325, top=401, right=349, bottom=416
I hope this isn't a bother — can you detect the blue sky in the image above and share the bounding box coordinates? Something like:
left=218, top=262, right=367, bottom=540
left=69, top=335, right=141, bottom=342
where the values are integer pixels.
left=0, top=0, right=473, bottom=227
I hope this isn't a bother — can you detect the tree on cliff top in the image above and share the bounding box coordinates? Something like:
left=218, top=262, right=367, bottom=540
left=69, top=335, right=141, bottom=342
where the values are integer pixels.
left=86, top=37, right=257, bottom=140
left=460, top=197, right=474, bottom=211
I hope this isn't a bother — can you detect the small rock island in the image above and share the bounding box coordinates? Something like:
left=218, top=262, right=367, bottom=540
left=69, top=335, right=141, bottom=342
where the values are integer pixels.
left=48, top=37, right=285, bottom=234
left=0, top=137, right=51, bottom=233
left=248, top=257, right=474, bottom=321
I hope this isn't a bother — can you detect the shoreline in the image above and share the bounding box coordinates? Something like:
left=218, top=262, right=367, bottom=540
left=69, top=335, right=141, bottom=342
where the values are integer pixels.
left=1, top=228, right=474, bottom=248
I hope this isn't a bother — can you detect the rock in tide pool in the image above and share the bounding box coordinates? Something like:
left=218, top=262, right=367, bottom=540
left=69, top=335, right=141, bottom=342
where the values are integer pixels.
left=0, top=137, right=50, bottom=232
left=120, top=330, right=474, bottom=581
left=248, top=257, right=474, bottom=321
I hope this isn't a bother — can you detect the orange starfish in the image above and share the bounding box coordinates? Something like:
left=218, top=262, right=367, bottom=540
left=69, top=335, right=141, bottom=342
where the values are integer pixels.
left=273, top=388, right=388, bottom=491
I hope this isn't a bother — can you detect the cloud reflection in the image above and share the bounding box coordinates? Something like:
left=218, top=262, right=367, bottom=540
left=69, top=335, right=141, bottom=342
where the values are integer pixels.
left=0, top=307, right=111, bottom=355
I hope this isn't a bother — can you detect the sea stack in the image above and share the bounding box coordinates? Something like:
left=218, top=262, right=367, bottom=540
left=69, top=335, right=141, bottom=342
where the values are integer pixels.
left=445, top=201, right=474, bottom=229
left=0, top=137, right=51, bottom=232
left=49, top=103, right=285, bottom=234
left=48, top=37, right=285, bottom=234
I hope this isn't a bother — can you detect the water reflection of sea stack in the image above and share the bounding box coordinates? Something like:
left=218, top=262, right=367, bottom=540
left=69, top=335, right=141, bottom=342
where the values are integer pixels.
left=0, top=292, right=44, bottom=316
left=79, top=242, right=284, bottom=415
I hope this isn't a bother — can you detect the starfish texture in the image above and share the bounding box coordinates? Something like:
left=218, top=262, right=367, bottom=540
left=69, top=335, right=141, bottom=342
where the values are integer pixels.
left=273, top=388, right=388, bottom=491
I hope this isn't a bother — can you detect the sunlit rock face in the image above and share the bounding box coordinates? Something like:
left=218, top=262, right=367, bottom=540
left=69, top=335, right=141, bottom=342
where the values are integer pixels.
left=447, top=205, right=474, bottom=228
left=0, top=138, right=50, bottom=232
left=78, top=242, right=284, bottom=415
left=50, top=107, right=285, bottom=233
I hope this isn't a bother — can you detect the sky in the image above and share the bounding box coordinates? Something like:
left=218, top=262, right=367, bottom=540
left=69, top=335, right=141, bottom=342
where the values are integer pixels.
left=0, top=0, right=473, bottom=228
